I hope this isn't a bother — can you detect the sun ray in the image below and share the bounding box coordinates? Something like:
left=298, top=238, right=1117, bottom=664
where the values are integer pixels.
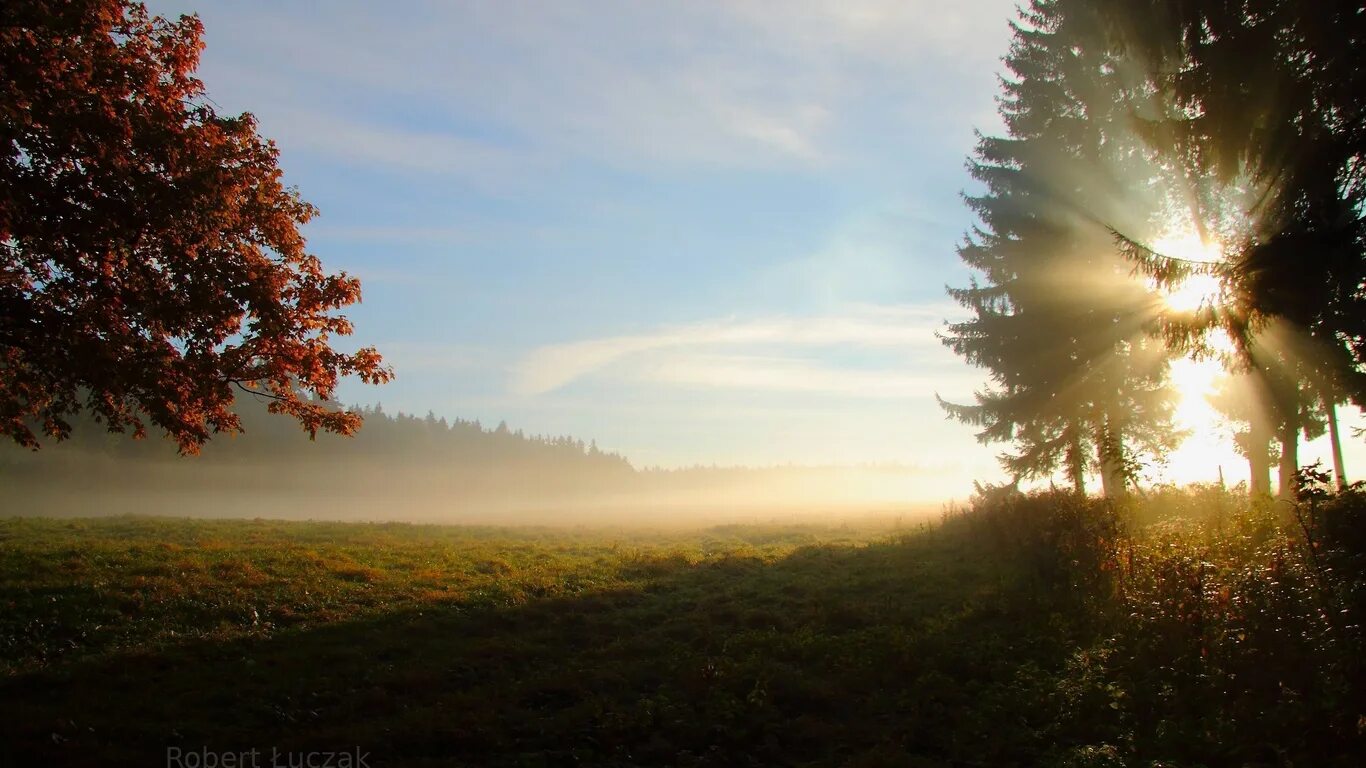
left=1151, top=230, right=1224, bottom=313
left=1144, top=228, right=1245, bottom=484
left=1163, top=273, right=1222, bottom=313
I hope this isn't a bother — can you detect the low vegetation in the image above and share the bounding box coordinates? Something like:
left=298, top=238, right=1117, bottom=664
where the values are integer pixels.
left=3, top=481, right=1363, bottom=766
left=958, top=472, right=1366, bottom=765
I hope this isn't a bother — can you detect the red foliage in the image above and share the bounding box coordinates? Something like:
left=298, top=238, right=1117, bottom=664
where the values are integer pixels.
left=0, top=0, right=391, bottom=452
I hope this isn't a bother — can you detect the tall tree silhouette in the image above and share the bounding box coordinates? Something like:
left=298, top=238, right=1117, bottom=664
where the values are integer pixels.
left=941, top=0, right=1179, bottom=496
left=1093, top=0, right=1366, bottom=495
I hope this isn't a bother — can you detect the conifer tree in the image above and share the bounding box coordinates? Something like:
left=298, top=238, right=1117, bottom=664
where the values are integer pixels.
left=1087, top=0, right=1366, bottom=496
left=942, top=0, right=1179, bottom=495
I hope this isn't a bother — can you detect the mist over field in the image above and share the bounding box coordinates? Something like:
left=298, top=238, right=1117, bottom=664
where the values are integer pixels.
left=1, top=403, right=945, bottom=526
left=2, top=456, right=946, bottom=526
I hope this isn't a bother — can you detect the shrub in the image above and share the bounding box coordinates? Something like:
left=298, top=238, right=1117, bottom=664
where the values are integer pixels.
left=967, top=487, right=1122, bottom=600
left=964, top=483, right=1366, bottom=765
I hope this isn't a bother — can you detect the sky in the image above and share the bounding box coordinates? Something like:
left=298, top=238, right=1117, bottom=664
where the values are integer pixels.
left=147, top=0, right=1363, bottom=497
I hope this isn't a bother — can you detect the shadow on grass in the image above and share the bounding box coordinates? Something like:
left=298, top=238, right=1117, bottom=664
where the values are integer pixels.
left=1, top=529, right=1080, bottom=767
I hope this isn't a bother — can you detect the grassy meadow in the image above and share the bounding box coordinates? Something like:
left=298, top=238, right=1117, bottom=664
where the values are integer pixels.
left=2, top=485, right=1364, bottom=766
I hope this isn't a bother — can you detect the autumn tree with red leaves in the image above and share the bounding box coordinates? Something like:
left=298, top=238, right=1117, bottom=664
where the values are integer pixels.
left=0, top=0, right=391, bottom=452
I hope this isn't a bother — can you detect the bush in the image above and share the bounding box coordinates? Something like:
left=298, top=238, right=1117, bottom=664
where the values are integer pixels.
left=963, top=483, right=1366, bottom=765
left=965, top=487, right=1122, bottom=600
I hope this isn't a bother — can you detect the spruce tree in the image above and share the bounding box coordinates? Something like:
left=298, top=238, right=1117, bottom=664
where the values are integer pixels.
left=941, top=0, right=1179, bottom=495
left=1089, top=0, right=1366, bottom=496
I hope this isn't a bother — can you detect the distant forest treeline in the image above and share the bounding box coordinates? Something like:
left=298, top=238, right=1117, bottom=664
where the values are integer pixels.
left=1, top=401, right=937, bottom=522
left=8, top=400, right=634, bottom=468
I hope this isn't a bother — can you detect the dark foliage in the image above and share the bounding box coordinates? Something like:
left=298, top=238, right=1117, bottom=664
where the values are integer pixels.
left=0, top=0, right=389, bottom=452
left=941, top=0, right=1179, bottom=495
left=962, top=481, right=1366, bottom=764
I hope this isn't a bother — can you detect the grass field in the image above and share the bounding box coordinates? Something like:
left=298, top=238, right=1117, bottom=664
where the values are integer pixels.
left=4, top=490, right=1363, bottom=767
left=0, top=514, right=1094, bottom=767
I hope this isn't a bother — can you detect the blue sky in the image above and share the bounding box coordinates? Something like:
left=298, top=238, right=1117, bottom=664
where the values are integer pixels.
left=147, top=0, right=1362, bottom=497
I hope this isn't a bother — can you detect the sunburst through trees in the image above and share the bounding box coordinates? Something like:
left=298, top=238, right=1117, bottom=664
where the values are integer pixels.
left=943, top=0, right=1366, bottom=497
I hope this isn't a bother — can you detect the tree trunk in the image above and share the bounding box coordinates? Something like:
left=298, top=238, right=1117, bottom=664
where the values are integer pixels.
left=1327, top=399, right=1347, bottom=490
left=1277, top=420, right=1299, bottom=500
left=1067, top=425, right=1086, bottom=495
left=1248, top=420, right=1273, bottom=498
left=1099, top=461, right=1118, bottom=498
left=1096, top=416, right=1125, bottom=499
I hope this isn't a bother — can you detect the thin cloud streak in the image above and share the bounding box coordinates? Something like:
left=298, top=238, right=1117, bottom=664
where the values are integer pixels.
left=261, top=108, right=543, bottom=187
left=512, top=306, right=966, bottom=396
left=636, top=354, right=978, bottom=398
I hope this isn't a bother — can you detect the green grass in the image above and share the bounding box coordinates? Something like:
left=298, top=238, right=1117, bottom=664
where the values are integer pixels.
left=0, top=515, right=1087, bottom=767
left=10, top=494, right=1359, bottom=767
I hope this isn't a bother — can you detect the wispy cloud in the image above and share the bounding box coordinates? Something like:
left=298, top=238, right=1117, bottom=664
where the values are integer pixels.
left=512, top=304, right=968, bottom=396
left=307, top=225, right=481, bottom=246
left=173, top=0, right=1015, bottom=179
left=259, top=108, right=543, bottom=189
left=368, top=341, right=509, bottom=376
left=636, top=353, right=973, bottom=398
left=714, top=102, right=832, bottom=163
left=725, top=0, right=1014, bottom=65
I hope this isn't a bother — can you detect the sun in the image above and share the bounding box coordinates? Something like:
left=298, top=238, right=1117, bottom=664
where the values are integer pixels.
left=1151, top=230, right=1224, bottom=313
left=1164, top=273, right=1223, bottom=313
left=1152, top=229, right=1222, bottom=263
left=1136, top=226, right=1249, bottom=483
